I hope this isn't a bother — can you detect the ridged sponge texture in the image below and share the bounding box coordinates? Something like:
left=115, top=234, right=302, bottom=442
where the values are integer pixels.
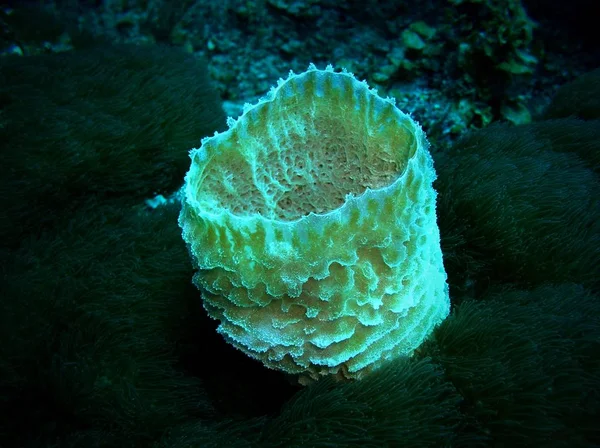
left=179, top=64, right=450, bottom=383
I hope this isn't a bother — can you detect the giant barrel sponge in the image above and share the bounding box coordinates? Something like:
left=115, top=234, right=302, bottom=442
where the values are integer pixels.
left=179, top=64, right=450, bottom=383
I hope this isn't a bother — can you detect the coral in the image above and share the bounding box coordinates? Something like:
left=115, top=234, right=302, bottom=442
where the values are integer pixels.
left=423, top=283, right=600, bottom=445
left=436, top=121, right=600, bottom=295
left=544, top=67, right=600, bottom=120
left=179, top=64, right=450, bottom=383
left=0, top=199, right=212, bottom=447
left=0, top=44, right=225, bottom=246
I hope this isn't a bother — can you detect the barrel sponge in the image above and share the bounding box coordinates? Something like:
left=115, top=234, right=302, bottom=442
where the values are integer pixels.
left=179, top=64, right=450, bottom=383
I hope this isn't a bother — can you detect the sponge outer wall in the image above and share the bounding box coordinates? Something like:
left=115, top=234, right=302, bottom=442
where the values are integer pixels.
left=179, top=64, right=450, bottom=382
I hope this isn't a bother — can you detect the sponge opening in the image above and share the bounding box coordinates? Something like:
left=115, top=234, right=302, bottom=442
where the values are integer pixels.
left=193, top=72, right=418, bottom=222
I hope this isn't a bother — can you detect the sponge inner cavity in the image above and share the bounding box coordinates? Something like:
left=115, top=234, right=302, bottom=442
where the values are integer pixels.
left=197, top=73, right=416, bottom=221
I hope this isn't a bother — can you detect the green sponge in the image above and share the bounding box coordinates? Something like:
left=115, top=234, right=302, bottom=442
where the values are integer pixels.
left=179, top=64, right=450, bottom=383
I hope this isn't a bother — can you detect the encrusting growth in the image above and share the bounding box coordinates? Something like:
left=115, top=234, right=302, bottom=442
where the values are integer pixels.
left=179, top=64, right=450, bottom=384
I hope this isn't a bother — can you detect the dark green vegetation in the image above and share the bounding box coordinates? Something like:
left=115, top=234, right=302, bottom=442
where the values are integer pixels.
left=437, top=119, right=600, bottom=295
left=0, top=43, right=598, bottom=447
left=545, top=67, right=600, bottom=121
left=0, top=44, right=225, bottom=246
